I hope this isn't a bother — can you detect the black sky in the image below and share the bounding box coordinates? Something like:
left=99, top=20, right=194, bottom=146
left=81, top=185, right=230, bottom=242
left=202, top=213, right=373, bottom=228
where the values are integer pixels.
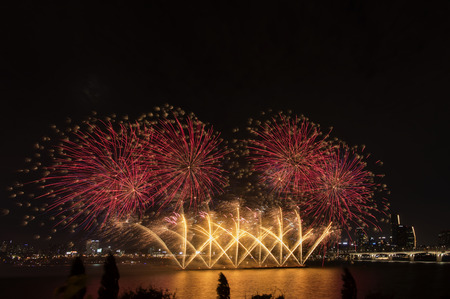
left=1, top=1, right=450, bottom=245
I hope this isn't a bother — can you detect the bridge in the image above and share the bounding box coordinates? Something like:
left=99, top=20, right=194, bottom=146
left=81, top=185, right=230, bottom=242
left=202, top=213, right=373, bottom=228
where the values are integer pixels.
left=348, top=250, right=450, bottom=262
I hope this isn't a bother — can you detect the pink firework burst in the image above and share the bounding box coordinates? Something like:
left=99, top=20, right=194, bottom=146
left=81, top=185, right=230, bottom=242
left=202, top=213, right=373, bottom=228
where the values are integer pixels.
left=303, top=146, right=378, bottom=229
left=248, top=115, right=328, bottom=195
left=43, top=121, right=156, bottom=227
left=151, top=117, right=228, bottom=209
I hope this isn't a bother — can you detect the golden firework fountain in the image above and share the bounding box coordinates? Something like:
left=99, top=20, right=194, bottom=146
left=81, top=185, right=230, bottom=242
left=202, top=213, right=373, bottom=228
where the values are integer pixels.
left=133, top=207, right=333, bottom=269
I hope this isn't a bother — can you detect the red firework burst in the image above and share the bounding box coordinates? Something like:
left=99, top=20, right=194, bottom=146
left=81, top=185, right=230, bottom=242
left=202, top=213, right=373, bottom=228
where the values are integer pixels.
left=248, top=115, right=328, bottom=195
left=302, top=146, right=378, bottom=228
left=151, top=117, right=228, bottom=209
left=43, top=122, right=155, bottom=227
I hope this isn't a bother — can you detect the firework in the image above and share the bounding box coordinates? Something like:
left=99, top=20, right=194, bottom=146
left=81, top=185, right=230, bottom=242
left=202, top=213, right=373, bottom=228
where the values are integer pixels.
left=242, top=111, right=387, bottom=231
left=6, top=105, right=387, bottom=242
left=247, top=114, right=328, bottom=196
left=42, top=121, right=155, bottom=227
left=150, top=116, right=229, bottom=209
left=9, top=105, right=230, bottom=232
left=302, top=145, right=380, bottom=229
left=109, top=206, right=335, bottom=269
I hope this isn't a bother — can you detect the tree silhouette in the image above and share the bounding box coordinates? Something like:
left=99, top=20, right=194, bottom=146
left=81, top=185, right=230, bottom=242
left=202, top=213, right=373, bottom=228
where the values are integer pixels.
left=341, top=267, right=357, bottom=299
left=98, top=253, right=120, bottom=299
left=216, top=272, right=230, bottom=299
left=55, top=256, right=87, bottom=299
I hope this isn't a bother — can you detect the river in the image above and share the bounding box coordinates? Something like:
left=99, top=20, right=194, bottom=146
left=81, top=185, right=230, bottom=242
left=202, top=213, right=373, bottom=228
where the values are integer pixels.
left=1, top=261, right=449, bottom=298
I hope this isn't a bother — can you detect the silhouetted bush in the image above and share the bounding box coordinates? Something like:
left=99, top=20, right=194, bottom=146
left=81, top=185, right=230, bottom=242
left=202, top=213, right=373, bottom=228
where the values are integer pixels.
left=55, top=256, right=87, bottom=299
left=98, top=253, right=120, bottom=299
left=217, top=272, right=230, bottom=299
left=341, top=267, right=357, bottom=299
left=251, top=294, right=284, bottom=299
left=120, top=286, right=176, bottom=299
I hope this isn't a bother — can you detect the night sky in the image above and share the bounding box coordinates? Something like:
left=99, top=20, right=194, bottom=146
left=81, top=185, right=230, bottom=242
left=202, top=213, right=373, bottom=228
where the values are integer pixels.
left=1, top=1, right=450, bottom=246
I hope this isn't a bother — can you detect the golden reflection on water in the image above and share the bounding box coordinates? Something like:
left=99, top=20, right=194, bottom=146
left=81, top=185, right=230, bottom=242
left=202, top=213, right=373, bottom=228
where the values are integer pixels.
left=101, top=266, right=343, bottom=299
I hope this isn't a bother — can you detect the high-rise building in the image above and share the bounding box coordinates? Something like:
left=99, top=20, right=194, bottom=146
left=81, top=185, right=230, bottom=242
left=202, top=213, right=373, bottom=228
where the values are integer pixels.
left=86, top=240, right=100, bottom=255
left=391, top=213, right=400, bottom=246
left=391, top=214, right=416, bottom=249
left=355, top=227, right=369, bottom=250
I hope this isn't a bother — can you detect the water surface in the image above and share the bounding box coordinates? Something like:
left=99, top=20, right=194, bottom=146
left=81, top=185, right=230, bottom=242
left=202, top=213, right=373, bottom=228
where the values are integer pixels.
left=1, top=261, right=449, bottom=298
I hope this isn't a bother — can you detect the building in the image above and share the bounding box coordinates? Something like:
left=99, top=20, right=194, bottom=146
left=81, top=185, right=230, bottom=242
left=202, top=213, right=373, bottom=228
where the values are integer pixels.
left=86, top=240, right=100, bottom=255
left=395, top=225, right=415, bottom=248
left=391, top=214, right=416, bottom=249
left=390, top=213, right=400, bottom=246
left=355, top=227, right=369, bottom=250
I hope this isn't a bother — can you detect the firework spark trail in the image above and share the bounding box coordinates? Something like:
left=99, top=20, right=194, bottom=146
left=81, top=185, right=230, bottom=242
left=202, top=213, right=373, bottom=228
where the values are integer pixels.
left=42, top=121, right=156, bottom=227
left=118, top=208, right=335, bottom=269
left=303, top=146, right=379, bottom=229
left=248, top=115, right=328, bottom=196
left=151, top=116, right=228, bottom=209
